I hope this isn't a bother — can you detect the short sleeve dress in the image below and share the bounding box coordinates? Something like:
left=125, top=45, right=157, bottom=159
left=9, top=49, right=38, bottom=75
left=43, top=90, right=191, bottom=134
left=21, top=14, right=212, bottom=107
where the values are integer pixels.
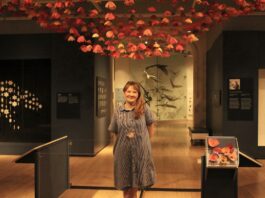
left=108, top=103, right=156, bottom=190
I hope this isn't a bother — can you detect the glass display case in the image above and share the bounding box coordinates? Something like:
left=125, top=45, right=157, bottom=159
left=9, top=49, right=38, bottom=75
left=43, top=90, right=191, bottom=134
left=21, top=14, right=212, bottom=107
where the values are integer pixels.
left=205, top=136, right=239, bottom=168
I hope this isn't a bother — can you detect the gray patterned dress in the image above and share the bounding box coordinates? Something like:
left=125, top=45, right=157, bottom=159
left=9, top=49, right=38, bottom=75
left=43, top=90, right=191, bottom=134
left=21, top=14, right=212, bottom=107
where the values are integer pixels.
left=108, top=103, right=156, bottom=190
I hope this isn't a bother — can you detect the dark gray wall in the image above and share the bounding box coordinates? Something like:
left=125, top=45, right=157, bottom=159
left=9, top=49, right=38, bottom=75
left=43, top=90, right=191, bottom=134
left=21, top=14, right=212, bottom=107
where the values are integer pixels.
left=0, top=34, right=51, bottom=59
left=93, top=56, right=111, bottom=154
left=0, top=34, right=52, bottom=154
left=0, top=33, right=111, bottom=155
left=50, top=34, right=96, bottom=155
left=223, top=31, right=259, bottom=157
left=207, top=31, right=265, bottom=158
left=206, top=34, right=223, bottom=136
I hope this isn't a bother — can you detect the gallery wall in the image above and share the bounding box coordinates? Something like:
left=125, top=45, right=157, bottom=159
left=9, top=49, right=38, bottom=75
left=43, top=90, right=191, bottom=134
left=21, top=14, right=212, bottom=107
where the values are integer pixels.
left=0, top=29, right=111, bottom=155
left=50, top=34, right=96, bottom=155
left=206, top=34, right=223, bottom=136
left=223, top=31, right=263, bottom=158
left=93, top=55, right=112, bottom=154
left=207, top=31, right=265, bottom=158
left=0, top=59, right=51, bottom=141
left=0, top=34, right=53, bottom=154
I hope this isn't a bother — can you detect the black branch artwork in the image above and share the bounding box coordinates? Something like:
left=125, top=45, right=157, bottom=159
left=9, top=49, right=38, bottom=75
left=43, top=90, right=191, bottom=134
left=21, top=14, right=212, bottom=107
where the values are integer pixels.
left=139, top=82, right=152, bottom=105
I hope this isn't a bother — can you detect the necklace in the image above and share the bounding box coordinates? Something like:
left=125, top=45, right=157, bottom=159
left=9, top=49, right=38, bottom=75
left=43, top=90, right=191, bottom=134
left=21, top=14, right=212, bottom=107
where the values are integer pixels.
left=124, top=102, right=136, bottom=111
left=124, top=102, right=136, bottom=139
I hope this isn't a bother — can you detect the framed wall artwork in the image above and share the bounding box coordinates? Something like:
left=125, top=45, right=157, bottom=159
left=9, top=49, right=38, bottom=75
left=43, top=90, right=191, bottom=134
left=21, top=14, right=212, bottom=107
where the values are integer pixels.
left=229, top=79, right=241, bottom=90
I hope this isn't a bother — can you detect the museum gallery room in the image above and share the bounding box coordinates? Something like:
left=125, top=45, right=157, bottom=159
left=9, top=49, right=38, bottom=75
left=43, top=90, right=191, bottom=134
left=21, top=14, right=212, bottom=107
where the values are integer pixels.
left=1, top=0, right=265, bottom=198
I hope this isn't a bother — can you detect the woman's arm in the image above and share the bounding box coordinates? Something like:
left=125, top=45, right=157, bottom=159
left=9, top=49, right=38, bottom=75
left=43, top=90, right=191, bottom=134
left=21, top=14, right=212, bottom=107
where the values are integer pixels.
left=144, top=103, right=155, bottom=139
left=111, top=132, right=117, bottom=143
left=147, top=123, right=155, bottom=139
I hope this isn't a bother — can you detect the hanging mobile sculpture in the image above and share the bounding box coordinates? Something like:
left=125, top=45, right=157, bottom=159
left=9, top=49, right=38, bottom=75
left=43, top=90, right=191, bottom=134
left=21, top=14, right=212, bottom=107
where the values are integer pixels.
left=1, top=1, right=265, bottom=59
left=0, top=80, right=43, bottom=130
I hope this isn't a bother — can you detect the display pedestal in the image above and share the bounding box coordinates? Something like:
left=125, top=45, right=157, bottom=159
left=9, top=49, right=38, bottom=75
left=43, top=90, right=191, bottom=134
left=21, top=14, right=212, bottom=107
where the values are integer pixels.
left=201, top=156, right=238, bottom=198
left=15, top=136, right=69, bottom=198
left=188, top=127, right=209, bottom=145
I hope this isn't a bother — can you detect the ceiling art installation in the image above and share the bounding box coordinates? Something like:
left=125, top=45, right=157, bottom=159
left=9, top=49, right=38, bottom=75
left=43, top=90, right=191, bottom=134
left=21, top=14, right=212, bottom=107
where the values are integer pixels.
left=0, top=0, right=265, bottom=59
left=0, top=80, right=43, bottom=130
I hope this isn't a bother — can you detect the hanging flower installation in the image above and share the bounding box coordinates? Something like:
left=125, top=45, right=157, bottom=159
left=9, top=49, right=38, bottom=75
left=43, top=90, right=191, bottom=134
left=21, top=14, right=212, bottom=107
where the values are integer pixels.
left=0, top=80, right=43, bottom=130
left=0, top=0, right=265, bottom=59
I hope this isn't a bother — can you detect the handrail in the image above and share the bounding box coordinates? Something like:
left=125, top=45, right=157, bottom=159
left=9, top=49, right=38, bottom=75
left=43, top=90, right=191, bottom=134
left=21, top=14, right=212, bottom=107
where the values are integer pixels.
left=15, top=136, right=68, bottom=163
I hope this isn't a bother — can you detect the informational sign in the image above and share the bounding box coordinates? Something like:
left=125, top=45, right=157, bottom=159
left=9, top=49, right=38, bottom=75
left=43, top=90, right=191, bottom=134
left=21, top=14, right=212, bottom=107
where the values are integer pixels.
left=96, top=77, right=107, bottom=117
left=57, top=92, right=80, bottom=119
left=227, top=78, right=253, bottom=121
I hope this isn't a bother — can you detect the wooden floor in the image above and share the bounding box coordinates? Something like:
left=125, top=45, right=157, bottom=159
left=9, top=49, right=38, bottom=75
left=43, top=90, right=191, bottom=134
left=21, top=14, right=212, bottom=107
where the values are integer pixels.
left=60, top=189, right=200, bottom=198
left=0, top=121, right=265, bottom=198
left=69, top=122, right=203, bottom=189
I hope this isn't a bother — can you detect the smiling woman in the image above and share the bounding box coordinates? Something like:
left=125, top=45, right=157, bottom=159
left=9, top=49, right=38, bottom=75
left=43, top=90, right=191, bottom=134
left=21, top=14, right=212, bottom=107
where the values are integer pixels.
left=108, top=81, right=156, bottom=198
left=124, top=84, right=139, bottom=108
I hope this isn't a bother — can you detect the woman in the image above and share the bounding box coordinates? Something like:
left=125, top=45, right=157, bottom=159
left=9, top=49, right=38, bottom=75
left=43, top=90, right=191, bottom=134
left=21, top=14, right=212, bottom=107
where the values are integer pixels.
left=108, top=81, right=156, bottom=198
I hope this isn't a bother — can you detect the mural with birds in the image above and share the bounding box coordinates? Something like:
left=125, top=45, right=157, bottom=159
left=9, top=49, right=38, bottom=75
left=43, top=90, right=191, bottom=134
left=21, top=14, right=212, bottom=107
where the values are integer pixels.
left=125, top=54, right=191, bottom=120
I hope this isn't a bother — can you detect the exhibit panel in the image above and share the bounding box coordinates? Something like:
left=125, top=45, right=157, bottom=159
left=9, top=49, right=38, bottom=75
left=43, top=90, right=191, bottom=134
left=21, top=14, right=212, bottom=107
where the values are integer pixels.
left=0, top=59, right=51, bottom=143
left=227, top=78, right=253, bottom=121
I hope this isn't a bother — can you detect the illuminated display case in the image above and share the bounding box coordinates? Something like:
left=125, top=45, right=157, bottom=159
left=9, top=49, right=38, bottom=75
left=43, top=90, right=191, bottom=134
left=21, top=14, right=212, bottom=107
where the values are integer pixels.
left=206, top=136, right=239, bottom=168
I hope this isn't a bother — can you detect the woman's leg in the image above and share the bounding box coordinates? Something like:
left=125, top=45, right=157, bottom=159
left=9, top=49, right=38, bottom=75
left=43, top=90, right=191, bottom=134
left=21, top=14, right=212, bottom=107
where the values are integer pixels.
left=129, top=188, right=138, bottom=198
left=123, top=188, right=138, bottom=198
left=123, top=188, right=130, bottom=198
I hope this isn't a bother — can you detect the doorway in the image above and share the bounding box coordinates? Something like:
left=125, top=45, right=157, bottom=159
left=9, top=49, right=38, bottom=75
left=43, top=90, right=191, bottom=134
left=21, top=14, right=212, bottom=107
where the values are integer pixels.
left=70, top=54, right=204, bottom=191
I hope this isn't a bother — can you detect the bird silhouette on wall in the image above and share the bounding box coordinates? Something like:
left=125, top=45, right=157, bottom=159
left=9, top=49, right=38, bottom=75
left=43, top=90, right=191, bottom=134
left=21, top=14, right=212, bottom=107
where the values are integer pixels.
left=156, top=103, right=177, bottom=108
left=170, top=78, right=183, bottom=88
left=160, top=93, right=181, bottom=101
left=0, top=80, right=43, bottom=130
left=143, top=70, right=159, bottom=82
left=150, top=86, right=172, bottom=93
left=145, top=64, right=169, bottom=76
left=144, top=64, right=184, bottom=86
